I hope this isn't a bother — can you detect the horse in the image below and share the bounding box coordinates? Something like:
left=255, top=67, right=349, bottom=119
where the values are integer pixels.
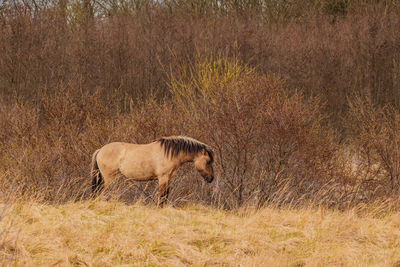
left=90, top=136, right=215, bottom=207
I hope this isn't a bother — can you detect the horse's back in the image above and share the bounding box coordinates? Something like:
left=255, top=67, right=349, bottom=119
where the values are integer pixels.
left=98, top=142, right=126, bottom=162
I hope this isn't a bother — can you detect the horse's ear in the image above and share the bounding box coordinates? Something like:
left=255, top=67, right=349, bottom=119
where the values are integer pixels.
left=206, top=147, right=216, bottom=163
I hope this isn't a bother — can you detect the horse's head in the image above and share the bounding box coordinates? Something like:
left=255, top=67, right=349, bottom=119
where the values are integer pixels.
left=194, top=148, right=215, bottom=183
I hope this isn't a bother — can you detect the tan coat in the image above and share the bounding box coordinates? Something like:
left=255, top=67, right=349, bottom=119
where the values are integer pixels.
left=91, top=136, right=215, bottom=207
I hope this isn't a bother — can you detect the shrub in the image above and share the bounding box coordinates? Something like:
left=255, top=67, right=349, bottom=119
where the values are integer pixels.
left=346, top=95, right=400, bottom=200
left=168, top=57, right=349, bottom=208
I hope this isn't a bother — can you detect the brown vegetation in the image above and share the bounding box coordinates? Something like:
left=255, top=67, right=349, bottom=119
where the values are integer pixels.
left=0, top=0, right=400, bottom=210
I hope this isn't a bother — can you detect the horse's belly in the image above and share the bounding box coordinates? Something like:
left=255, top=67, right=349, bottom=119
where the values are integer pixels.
left=120, top=158, right=156, bottom=181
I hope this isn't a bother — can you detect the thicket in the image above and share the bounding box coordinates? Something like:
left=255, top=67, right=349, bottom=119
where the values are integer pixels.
left=0, top=0, right=399, bottom=209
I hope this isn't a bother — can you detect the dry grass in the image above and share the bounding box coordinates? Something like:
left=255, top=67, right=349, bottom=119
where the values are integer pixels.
left=2, top=200, right=400, bottom=266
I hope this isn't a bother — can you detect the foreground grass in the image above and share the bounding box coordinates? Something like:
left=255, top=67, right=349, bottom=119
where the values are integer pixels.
left=1, top=201, right=400, bottom=266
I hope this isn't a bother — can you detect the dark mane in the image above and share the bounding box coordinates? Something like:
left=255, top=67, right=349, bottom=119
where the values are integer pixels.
left=158, top=136, right=214, bottom=161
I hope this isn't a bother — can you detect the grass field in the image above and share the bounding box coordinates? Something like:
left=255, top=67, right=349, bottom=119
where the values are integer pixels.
left=1, top=1, right=400, bottom=266
left=1, top=201, right=400, bottom=266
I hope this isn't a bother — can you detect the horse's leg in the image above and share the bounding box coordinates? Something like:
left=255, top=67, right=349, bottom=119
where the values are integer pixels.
left=157, top=175, right=170, bottom=208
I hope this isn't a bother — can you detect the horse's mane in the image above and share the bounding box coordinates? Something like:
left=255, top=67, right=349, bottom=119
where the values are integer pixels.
left=158, top=136, right=214, bottom=161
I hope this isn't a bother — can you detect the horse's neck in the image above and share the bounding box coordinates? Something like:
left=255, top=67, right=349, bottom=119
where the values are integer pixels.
left=177, top=153, right=197, bottom=164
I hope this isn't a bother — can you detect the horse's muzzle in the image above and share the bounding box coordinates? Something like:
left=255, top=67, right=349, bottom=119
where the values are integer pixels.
left=205, top=175, right=214, bottom=183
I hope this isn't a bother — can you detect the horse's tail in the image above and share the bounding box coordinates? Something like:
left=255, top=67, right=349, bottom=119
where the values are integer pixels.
left=90, top=149, right=104, bottom=195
